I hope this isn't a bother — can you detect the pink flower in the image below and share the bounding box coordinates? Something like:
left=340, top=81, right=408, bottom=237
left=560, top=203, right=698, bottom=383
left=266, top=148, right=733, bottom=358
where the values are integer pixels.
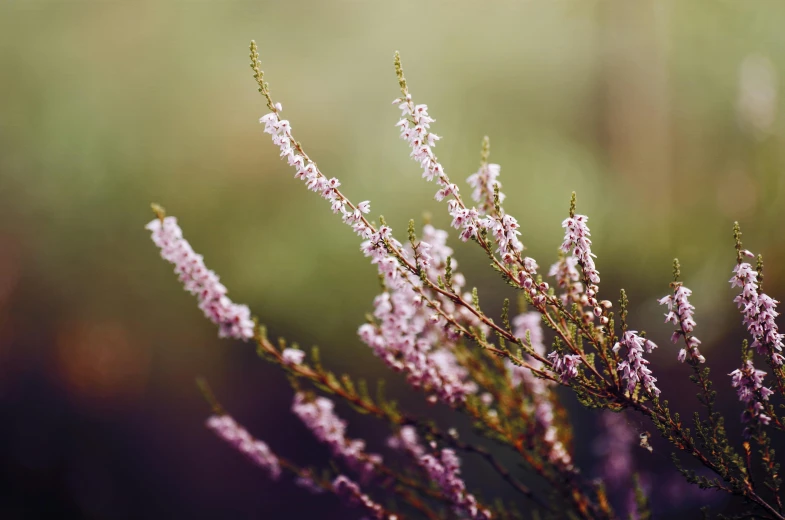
left=549, top=255, right=583, bottom=305
left=730, top=261, right=785, bottom=366
left=730, top=360, right=774, bottom=435
left=613, top=331, right=660, bottom=397
left=357, top=225, right=481, bottom=405
left=146, top=217, right=254, bottom=341
left=466, top=162, right=504, bottom=215
left=292, top=393, right=382, bottom=482
left=547, top=351, right=582, bottom=384
left=281, top=348, right=305, bottom=365
left=331, top=475, right=388, bottom=520
left=387, top=426, right=426, bottom=458
left=258, top=106, right=412, bottom=293
left=561, top=214, right=602, bottom=316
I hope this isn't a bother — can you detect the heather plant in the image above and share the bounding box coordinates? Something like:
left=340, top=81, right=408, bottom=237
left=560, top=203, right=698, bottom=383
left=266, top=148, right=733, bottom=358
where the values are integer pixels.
left=145, top=41, right=785, bottom=519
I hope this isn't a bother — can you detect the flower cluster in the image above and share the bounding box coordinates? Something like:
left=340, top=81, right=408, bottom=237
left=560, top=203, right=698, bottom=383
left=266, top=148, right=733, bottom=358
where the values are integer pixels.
left=730, top=260, right=785, bottom=365
left=420, top=449, right=491, bottom=520
left=547, top=351, right=582, bottom=384
left=389, top=426, right=496, bottom=514
left=281, top=348, right=305, bottom=365
left=730, top=360, right=774, bottom=433
left=561, top=214, right=601, bottom=316
left=506, top=313, right=571, bottom=466
left=358, top=224, right=480, bottom=405
left=332, top=475, right=391, bottom=520
left=466, top=161, right=504, bottom=215
left=659, top=284, right=704, bottom=363
left=613, top=331, right=660, bottom=397
left=146, top=216, right=254, bottom=340
left=206, top=415, right=281, bottom=479
left=292, top=393, right=382, bottom=482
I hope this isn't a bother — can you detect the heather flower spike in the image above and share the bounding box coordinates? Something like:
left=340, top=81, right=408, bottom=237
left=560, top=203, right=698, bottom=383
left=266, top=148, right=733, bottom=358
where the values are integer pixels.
left=730, top=358, right=774, bottom=436
left=730, top=224, right=785, bottom=369
left=146, top=205, right=254, bottom=341
left=206, top=415, right=281, bottom=480
left=659, top=259, right=704, bottom=364
left=561, top=192, right=602, bottom=317
left=142, top=43, right=785, bottom=519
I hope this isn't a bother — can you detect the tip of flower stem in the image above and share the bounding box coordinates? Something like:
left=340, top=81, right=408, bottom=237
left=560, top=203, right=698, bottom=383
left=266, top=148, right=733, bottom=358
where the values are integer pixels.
left=672, top=258, right=681, bottom=282
left=480, top=136, right=490, bottom=164
left=150, top=203, right=166, bottom=221
left=733, top=221, right=745, bottom=263
left=569, top=192, right=576, bottom=218
left=393, top=51, right=407, bottom=95
left=756, top=253, right=764, bottom=290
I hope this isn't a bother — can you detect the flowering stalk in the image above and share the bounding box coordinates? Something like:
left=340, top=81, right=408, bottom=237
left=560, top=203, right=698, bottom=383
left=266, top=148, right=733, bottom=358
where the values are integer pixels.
left=292, top=392, right=384, bottom=483
left=146, top=207, right=254, bottom=341
left=613, top=331, right=660, bottom=397
left=204, top=411, right=394, bottom=515
left=206, top=415, right=281, bottom=480
left=332, top=475, right=395, bottom=520
left=420, top=449, right=491, bottom=520
left=659, top=259, right=704, bottom=364
left=508, top=313, right=572, bottom=468
left=730, top=224, right=785, bottom=404
left=560, top=199, right=601, bottom=318
left=730, top=358, right=774, bottom=436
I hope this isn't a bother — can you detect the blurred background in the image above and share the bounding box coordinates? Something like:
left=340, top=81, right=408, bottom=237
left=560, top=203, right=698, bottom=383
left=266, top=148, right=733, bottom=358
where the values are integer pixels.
left=2, top=1, right=785, bottom=518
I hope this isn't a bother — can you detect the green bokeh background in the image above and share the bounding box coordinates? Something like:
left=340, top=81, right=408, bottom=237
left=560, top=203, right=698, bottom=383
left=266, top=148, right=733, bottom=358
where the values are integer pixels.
left=2, top=1, right=785, bottom=518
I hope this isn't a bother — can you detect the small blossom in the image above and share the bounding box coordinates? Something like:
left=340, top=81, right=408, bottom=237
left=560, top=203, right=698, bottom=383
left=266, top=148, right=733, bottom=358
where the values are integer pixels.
left=466, top=162, right=504, bottom=215
left=547, top=351, right=582, bottom=384
left=282, top=348, right=305, bottom=365
left=387, top=426, right=425, bottom=458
